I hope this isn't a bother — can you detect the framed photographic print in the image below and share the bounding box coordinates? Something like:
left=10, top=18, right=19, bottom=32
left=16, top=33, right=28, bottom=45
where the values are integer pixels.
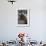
left=16, top=8, right=30, bottom=27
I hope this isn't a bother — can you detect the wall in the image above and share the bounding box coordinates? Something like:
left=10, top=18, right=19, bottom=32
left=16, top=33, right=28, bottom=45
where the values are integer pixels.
left=0, top=0, right=46, bottom=41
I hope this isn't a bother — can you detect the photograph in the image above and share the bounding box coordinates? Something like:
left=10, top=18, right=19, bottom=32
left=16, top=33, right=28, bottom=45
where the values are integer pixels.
left=18, top=10, right=27, bottom=24
left=17, top=9, right=30, bottom=27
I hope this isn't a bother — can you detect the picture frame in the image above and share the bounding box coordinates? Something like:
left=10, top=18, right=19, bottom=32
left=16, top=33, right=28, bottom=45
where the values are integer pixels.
left=16, top=8, right=30, bottom=27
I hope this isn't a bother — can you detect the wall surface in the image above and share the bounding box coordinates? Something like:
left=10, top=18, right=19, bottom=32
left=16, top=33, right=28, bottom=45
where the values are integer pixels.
left=0, top=0, right=46, bottom=41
